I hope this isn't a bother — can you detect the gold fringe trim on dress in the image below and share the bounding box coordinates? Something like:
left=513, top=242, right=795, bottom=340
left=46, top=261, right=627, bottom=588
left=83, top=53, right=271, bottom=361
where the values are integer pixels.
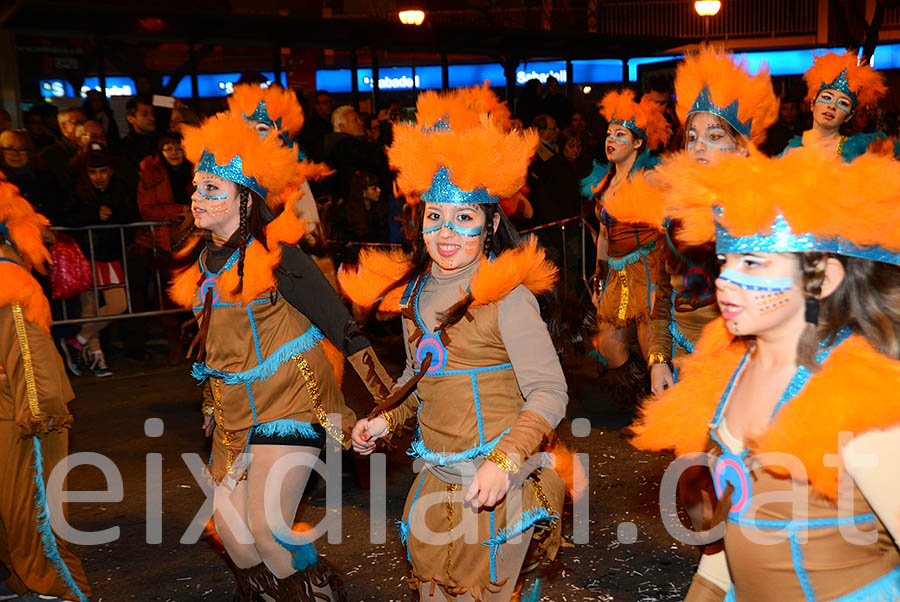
left=293, top=354, right=349, bottom=448
left=212, top=378, right=240, bottom=479
left=12, top=304, right=39, bottom=420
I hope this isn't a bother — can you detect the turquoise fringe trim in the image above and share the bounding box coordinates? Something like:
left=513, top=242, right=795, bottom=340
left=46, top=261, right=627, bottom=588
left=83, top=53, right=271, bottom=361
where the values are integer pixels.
left=407, top=429, right=510, bottom=466
left=397, top=520, right=410, bottom=546
left=481, top=506, right=559, bottom=564
left=668, top=318, right=695, bottom=354
left=273, top=529, right=320, bottom=571
left=32, top=438, right=90, bottom=602
left=253, top=418, right=318, bottom=439
left=521, top=579, right=542, bottom=602
left=608, top=239, right=657, bottom=271
left=192, top=325, right=324, bottom=384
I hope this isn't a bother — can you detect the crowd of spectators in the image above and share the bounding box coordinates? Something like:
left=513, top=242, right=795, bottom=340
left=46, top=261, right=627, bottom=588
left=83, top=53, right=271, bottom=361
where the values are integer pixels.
left=2, top=73, right=895, bottom=377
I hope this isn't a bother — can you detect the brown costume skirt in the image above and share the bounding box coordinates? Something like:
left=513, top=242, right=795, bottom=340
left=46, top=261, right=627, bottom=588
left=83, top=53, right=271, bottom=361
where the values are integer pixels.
left=597, top=247, right=661, bottom=328
left=400, top=466, right=565, bottom=601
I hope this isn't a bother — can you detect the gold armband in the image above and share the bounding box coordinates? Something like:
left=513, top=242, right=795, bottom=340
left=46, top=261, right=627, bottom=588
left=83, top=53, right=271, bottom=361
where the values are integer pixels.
left=485, top=449, right=519, bottom=474
left=202, top=405, right=215, bottom=417
left=647, top=352, right=669, bottom=367
left=380, top=410, right=396, bottom=435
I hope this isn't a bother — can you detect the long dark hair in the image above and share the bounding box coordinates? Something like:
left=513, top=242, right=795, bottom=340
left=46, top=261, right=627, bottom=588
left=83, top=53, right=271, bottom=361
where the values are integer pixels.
left=797, top=253, right=900, bottom=368
left=370, top=202, right=521, bottom=331
left=171, top=185, right=269, bottom=295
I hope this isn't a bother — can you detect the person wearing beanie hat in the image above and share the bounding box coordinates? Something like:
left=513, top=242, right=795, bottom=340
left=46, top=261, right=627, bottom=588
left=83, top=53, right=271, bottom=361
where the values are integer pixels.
left=0, top=177, right=91, bottom=602
left=340, top=86, right=567, bottom=601
left=580, top=88, right=672, bottom=404
left=782, top=51, right=899, bottom=161
left=631, top=147, right=900, bottom=601
left=170, top=112, right=392, bottom=601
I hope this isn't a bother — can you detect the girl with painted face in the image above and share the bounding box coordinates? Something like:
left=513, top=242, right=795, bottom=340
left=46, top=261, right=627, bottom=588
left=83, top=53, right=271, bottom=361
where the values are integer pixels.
left=632, top=148, right=900, bottom=602
left=169, top=113, right=393, bottom=601
left=604, top=49, right=780, bottom=553
left=227, top=83, right=393, bottom=398
left=581, top=89, right=672, bottom=403
left=782, top=51, right=899, bottom=161
left=339, top=87, right=568, bottom=602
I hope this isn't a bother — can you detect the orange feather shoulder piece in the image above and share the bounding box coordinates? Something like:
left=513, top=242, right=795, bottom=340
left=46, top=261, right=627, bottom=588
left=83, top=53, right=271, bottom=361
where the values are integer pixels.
left=469, top=235, right=557, bottom=306
left=337, top=248, right=414, bottom=314
left=169, top=263, right=202, bottom=309
left=754, top=335, right=900, bottom=500
left=601, top=169, right=667, bottom=230
left=0, top=260, right=52, bottom=334
left=629, top=317, right=745, bottom=457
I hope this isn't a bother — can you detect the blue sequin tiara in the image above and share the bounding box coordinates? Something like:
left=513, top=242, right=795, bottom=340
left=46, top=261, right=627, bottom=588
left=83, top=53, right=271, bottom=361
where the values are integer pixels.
left=714, top=210, right=900, bottom=265
left=420, top=166, right=499, bottom=205
left=816, top=68, right=858, bottom=108
left=610, top=113, right=647, bottom=142
left=688, top=85, right=753, bottom=139
left=242, top=100, right=293, bottom=147
left=195, top=150, right=267, bottom=198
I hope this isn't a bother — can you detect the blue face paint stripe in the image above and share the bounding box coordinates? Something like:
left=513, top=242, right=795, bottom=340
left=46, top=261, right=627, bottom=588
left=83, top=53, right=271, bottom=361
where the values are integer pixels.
left=608, top=134, right=629, bottom=143
left=718, top=268, right=793, bottom=292
left=423, top=220, right=483, bottom=237
left=197, top=190, right=228, bottom=201
left=815, top=96, right=851, bottom=115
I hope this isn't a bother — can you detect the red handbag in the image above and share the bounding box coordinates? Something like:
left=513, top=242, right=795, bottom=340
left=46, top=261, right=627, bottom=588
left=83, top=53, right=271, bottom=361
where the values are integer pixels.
left=49, top=233, right=92, bottom=300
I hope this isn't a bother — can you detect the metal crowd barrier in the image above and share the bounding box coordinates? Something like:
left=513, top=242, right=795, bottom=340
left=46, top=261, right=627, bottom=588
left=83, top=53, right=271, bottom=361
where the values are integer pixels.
left=50, top=216, right=594, bottom=326
left=50, top=221, right=181, bottom=326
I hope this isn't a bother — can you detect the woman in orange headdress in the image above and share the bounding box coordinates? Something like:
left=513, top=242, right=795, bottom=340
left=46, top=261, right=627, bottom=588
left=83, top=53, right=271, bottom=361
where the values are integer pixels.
left=169, top=112, right=392, bottom=601
left=782, top=51, right=898, bottom=161
left=0, top=177, right=91, bottom=602
left=580, top=89, right=672, bottom=401
left=340, top=87, right=567, bottom=602
left=631, top=148, right=900, bottom=601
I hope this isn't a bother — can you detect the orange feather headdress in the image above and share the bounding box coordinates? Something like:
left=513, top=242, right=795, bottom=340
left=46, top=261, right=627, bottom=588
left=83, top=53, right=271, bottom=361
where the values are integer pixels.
left=675, top=47, right=779, bottom=146
left=0, top=179, right=51, bottom=273
left=227, top=84, right=305, bottom=136
left=182, top=112, right=297, bottom=202
left=388, top=86, right=537, bottom=204
left=655, top=147, right=900, bottom=264
left=804, top=51, right=887, bottom=109
left=599, top=89, right=672, bottom=150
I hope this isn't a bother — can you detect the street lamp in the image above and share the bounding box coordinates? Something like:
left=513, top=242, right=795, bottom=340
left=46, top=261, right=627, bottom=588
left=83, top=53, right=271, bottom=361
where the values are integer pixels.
left=694, top=1, right=720, bottom=41
left=694, top=1, right=721, bottom=16
left=399, top=10, right=426, bottom=25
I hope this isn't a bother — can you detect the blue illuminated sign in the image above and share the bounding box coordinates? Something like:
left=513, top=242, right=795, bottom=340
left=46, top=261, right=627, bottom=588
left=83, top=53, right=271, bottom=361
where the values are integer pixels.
left=447, top=63, right=505, bottom=88
left=572, top=59, right=623, bottom=83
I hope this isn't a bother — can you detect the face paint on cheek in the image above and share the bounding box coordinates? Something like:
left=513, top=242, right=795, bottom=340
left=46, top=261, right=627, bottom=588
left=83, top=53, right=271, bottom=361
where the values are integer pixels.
left=718, top=268, right=793, bottom=292
left=208, top=202, right=229, bottom=216
left=754, top=290, right=791, bottom=315
left=463, top=238, right=481, bottom=256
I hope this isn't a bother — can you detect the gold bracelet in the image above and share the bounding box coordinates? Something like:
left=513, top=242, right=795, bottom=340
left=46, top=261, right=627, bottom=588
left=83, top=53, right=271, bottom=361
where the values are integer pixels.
left=202, top=405, right=215, bottom=416
left=647, top=352, right=669, bottom=367
left=379, top=410, right=395, bottom=435
left=485, top=449, right=519, bottom=474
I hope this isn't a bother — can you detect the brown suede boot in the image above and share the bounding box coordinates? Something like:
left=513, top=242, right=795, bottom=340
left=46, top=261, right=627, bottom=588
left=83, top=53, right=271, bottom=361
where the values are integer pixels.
left=232, top=564, right=267, bottom=602
left=255, top=558, right=347, bottom=602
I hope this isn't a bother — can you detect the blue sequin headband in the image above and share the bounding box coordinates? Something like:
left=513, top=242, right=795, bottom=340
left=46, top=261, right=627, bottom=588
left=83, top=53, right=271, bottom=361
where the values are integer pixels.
left=714, top=210, right=900, bottom=265
left=420, top=166, right=499, bottom=205
left=242, top=100, right=293, bottom=147
left=195, top=150, right=267, bottom=198
left=816, top=68, right=858, bottom=109
left=609, top=113, right=647, bottom=142
left=688, top=85, right=753, bottom=139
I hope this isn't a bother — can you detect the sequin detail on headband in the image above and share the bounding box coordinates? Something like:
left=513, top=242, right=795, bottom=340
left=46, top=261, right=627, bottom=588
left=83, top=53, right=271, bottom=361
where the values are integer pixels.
left=195, top=150, right=267, bottom=198
left=420, top=166, right=499, bottom=205
left=816, top=69, right=858, bottom=109
left=688, top=85, right=753, bottom=139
